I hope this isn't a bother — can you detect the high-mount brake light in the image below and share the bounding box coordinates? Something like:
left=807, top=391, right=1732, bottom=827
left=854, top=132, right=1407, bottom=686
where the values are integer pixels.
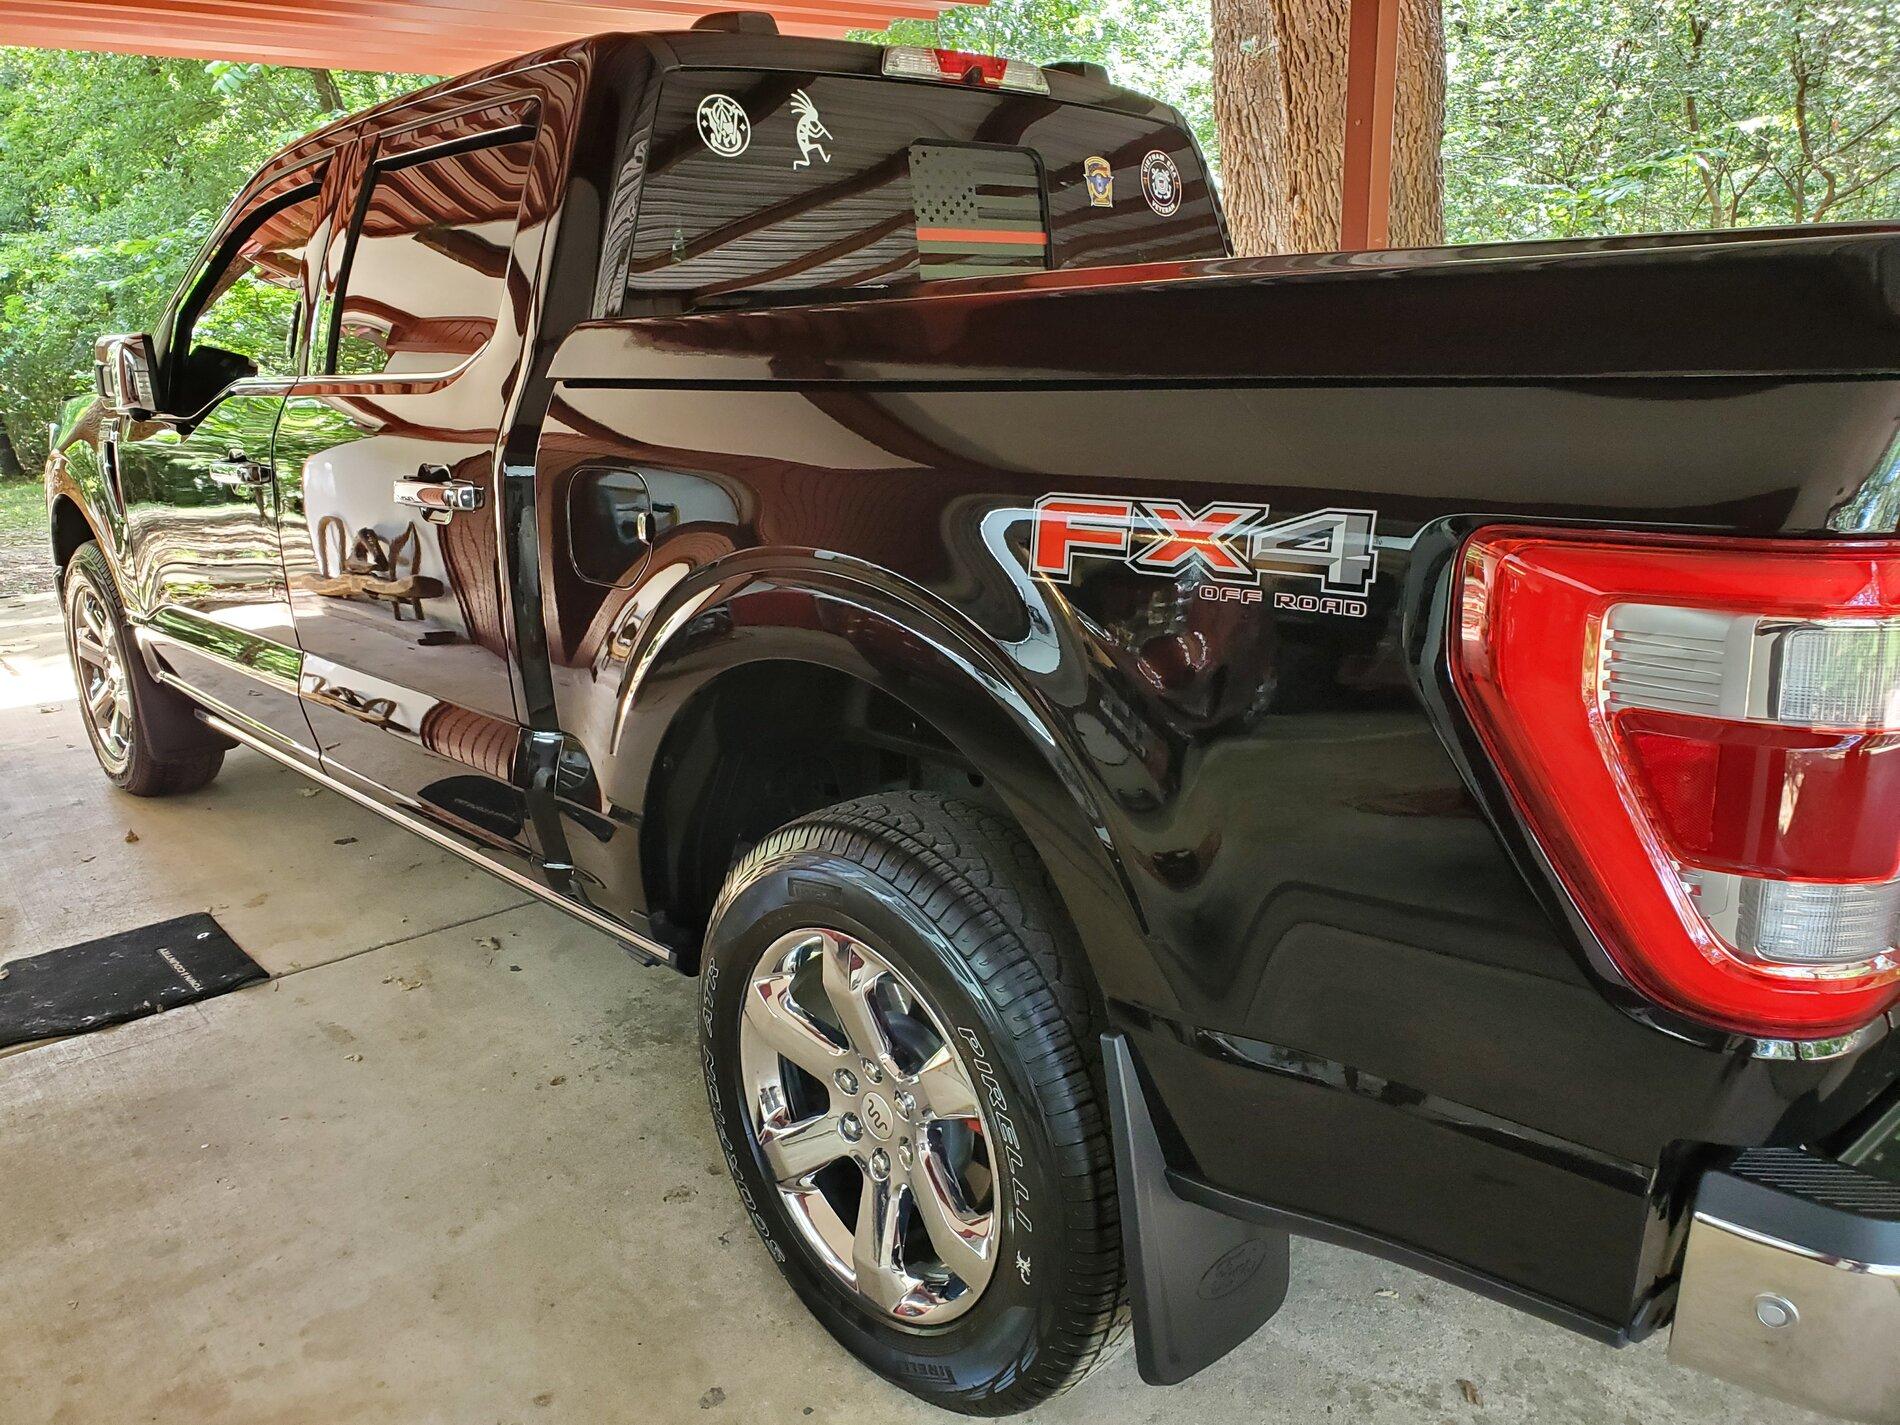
left=1453, top=530, right=1900, bottom=1040
left=880, top=46, right=1052, bottom=95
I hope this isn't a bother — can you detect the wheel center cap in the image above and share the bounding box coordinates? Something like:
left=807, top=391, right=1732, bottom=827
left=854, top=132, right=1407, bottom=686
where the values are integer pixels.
left=860, top=1091, right=896, bottom=1142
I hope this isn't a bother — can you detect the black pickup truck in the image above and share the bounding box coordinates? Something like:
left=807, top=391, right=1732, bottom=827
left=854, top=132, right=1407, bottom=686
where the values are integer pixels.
left=43, top=21, right=1900, bottom=1419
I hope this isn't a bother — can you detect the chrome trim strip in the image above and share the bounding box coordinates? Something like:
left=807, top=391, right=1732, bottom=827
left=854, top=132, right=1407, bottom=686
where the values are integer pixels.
left=132, top=605, right=303, bottom=694
left=1745, top=1018, right=1886, bottom=1062
left=199, top=712, right=675, bottom=968
left=153, top=665, right=307, bottom=750
left=1691, top=1211, right=1900, bottom=1276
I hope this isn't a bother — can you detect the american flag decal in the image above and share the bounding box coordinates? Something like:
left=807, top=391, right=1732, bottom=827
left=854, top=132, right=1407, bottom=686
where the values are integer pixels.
left=910, top=143, right=1048, bottom=279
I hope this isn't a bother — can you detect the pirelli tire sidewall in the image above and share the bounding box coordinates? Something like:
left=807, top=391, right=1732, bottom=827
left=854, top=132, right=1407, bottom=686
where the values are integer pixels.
left=701, top=843, right=1066, bottom=1403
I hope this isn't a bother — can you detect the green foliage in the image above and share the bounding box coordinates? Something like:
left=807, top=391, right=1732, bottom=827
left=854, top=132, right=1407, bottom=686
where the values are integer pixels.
left=862, top=0, right=1897, bottom=243
left=856, top=0, right=1218, bottom=165
left=0, top=472, right=39, bottom=538
left=3, top=7, right=1895, bottom=477
left=0, top=48, right=422, bottom=475
left=1443, top=0, right=1899, bottom=240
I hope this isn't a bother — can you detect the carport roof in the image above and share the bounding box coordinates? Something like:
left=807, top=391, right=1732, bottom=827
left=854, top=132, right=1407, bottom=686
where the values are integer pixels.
left=0, top=0, right=961, bottom=76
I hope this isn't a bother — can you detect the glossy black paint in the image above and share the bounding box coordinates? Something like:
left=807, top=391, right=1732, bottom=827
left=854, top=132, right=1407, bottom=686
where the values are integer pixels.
left=45, top=30, right=1900, bottom=1351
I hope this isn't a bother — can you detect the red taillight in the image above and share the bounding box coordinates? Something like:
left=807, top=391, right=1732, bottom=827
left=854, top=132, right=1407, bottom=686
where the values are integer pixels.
left=1453, top=529, right=1900, bottom=1039
left=1618, top=713, right=1900, bottom=881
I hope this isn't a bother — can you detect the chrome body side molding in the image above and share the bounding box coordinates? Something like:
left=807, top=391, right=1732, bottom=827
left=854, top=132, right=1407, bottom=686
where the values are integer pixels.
left=198, top=711, right=676, bottom=969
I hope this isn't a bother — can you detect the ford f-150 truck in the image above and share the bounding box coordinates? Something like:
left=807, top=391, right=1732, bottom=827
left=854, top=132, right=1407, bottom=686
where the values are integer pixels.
left=42, top=21, right=1900, bottom=1419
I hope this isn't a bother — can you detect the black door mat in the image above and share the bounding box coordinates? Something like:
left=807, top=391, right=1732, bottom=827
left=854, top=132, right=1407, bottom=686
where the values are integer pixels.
left=0, top=913, right=265, bottom=1049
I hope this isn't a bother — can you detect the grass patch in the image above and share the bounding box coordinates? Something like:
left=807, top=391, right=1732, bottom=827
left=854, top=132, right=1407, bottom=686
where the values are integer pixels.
left=0, top=478, right=43, bottom=540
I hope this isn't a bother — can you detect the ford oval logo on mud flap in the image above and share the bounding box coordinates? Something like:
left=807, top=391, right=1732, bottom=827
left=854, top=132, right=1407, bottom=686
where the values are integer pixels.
left=1197, top=1239, right=1272, bottom=1300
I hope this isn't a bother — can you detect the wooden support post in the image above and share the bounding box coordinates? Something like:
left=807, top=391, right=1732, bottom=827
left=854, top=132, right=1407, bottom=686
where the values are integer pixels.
left=1339, top=0, right=1401, bottom=250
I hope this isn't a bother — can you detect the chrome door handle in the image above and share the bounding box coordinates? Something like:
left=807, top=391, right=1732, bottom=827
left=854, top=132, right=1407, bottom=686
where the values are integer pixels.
left=209, top=449, right=271, bottom=488
left=394, top=478, right=484, bottom=524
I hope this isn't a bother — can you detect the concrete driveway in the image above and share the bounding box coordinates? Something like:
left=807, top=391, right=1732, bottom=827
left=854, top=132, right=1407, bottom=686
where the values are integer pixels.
left=0, top=586, right=1820, bottom=1425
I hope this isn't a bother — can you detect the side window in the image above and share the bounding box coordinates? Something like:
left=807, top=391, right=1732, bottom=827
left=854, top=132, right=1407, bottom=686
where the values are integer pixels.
left=180, top=175, right=325, bottom=388
left=329, top=129, right=534, bottom=377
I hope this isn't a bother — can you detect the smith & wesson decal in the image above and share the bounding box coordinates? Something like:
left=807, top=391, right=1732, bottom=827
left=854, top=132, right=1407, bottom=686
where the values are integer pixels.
left=696, top=94, right=750, bottom=157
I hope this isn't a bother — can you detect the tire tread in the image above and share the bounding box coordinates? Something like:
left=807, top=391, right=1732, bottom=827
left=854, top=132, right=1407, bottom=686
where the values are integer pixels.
left=717, top=791, right=1128, bottom=1414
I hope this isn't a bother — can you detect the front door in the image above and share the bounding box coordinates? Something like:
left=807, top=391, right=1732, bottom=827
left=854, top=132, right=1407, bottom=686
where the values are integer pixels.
left=278, top=95, right=546, bottom=850
left=117, top=163, right=329, bottom=753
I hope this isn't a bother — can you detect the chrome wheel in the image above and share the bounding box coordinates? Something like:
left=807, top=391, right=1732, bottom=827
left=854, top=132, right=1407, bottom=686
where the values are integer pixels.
left=68, top=578, right=132, bottom=773
left=738, top=927, right=999, bottom=1325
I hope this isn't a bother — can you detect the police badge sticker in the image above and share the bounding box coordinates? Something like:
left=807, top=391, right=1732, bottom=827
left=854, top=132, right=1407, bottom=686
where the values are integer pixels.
left=1140, top=150, right=1181, bottom=216
left=696, top=94, right=750, bottom=157
left=1083, top=155, right=1113, bottom=208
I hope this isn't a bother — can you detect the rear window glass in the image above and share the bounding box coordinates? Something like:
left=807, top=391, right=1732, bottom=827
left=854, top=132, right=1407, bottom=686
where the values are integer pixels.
left=621, top=68, right=1221, bottom=310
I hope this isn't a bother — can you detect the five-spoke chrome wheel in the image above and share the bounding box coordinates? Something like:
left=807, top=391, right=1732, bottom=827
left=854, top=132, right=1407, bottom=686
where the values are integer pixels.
left=739, top=928, right=998, bottom=1325
left=68, top=577, right=132, bottom=773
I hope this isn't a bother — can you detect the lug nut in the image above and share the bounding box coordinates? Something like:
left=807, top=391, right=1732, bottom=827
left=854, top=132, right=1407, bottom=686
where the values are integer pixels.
left=869, top=1148, right=891, bottom=1180
left=834, top=1068, right=860, bottom=1096
left=840, top=1113, right=863, bottom=1142
left=894, top=1090, right=916, bottom=1121
left=898, top=1140, right=913, bottom=1168
left=861, top=1058, right=884, bottom=1084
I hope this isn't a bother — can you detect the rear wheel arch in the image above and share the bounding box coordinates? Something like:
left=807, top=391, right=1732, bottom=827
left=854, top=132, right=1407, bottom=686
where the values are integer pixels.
left=616, top=575, right=1148, bottom=1004
left=49, top=493, right=97, bottom=577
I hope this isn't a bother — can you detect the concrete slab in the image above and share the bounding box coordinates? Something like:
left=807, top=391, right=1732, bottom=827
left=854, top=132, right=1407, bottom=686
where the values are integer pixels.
left=0, top=588, right=1826, bottom=1424
left=0, top=591, right=529, bottom=975
left=0, top=909, right=1821, bottom=1425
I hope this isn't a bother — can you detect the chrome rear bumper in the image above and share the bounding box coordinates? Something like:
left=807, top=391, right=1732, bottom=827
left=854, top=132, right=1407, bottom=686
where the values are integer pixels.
left=1670, top=1144, right=1900, bottom=1423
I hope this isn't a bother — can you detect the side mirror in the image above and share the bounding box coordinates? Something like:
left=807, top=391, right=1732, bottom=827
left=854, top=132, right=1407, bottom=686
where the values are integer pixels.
left=94, top=333, right=159, bottom=420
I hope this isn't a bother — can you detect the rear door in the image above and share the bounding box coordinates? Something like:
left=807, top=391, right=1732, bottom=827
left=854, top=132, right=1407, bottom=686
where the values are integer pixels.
left=276, top=87, right=551, bottom=849
left=116, top=161, right=330, bottom=753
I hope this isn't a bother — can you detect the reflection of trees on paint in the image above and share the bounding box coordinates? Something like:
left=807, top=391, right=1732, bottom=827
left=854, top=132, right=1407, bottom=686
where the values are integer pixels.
left=272, top=400, right=367, bottom=513
left=1834, top=437, right=1900, bottom=536
left=122, top=397, right=295, bottom=511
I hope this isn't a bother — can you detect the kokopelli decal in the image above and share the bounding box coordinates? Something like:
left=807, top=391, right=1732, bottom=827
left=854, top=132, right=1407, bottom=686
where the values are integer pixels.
left=790, top=90, right=833, bottom=170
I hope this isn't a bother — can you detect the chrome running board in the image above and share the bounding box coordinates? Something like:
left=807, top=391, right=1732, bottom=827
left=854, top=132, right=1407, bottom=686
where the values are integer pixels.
left=199, top=711, right=676, bottom=968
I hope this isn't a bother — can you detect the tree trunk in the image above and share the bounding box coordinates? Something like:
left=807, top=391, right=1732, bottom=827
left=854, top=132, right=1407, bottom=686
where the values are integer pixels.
left=1212, top=0, right=1445, bottom=255
left=306, top=67, right=345, bottom=114
left=0, top=419, right=23, bottom=480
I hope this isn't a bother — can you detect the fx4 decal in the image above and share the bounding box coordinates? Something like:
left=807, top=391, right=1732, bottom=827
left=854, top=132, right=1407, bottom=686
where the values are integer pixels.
left=1029, top=494, right=1379, bottom=598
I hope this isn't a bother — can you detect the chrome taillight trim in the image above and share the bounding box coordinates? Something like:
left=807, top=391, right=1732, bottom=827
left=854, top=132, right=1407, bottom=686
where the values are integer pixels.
left=1683, top=868, right=1900, bottom=976
left=1600, top=605, right=1900, bottom=731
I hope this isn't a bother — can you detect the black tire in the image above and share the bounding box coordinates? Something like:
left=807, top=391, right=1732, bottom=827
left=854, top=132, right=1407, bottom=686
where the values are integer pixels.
left=701, top=791, right=1126, bottom=1416
left=62, top=542, right=224, bottom=797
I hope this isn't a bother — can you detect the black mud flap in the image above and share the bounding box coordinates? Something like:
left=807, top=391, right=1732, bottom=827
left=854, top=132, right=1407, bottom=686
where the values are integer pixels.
left=1103, top=1032, right=1290, bottom=1385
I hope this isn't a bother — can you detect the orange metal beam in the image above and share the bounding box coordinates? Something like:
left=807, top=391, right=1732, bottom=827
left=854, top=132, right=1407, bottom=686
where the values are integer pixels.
left=1339, top=0, right=1400, bottom=251
left=0, top=0, right=958, bottom=74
